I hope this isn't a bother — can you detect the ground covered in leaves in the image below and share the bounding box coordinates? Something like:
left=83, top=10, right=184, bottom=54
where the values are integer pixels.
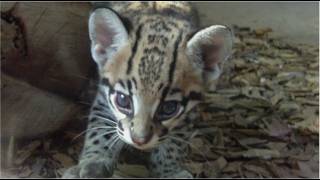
left=1, top=26, right=319, bottom=178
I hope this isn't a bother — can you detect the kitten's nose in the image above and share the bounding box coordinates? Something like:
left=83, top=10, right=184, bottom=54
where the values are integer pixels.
left=130, top=131, right=153, bottom=146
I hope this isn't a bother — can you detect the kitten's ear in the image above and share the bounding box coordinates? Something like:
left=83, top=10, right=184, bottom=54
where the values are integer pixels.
left=89, top=8, right=128, bottom=69
left=187, top=25, right=233, bottom=91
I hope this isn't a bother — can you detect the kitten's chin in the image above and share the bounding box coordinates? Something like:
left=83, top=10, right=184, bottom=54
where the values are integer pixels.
left=130, top=143, right=156, bottom=151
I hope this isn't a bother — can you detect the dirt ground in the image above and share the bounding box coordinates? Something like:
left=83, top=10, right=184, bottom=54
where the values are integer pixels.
left=1, top=26, right=319, bottom=178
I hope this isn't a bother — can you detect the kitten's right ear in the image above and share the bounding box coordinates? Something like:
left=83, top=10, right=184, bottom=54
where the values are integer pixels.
left=89, top=8, right=128, bottom=69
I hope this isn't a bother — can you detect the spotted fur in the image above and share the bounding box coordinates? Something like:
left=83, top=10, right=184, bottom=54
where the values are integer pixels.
left=63, top=2, right=232, bottom=178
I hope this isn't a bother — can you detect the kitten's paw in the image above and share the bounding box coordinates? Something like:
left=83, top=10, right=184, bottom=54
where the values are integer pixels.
left=62, top=159, right=113, bottom=178
left=62, top=165, right=80, bottom=178
left=170, top=169, right=193, bottom=178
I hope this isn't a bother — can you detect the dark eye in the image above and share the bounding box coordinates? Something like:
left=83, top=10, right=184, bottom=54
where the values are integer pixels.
left=115, top=92, right=133, bottom=116
left=156, top=101, right=181, bottom=121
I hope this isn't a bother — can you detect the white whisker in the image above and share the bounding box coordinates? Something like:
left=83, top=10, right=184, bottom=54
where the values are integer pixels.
left=106, top=134, right=119, bottom=147
left=94, top=130, right=118, bottom=140
left=72, top=126, right=116, bottom=141
left=109, top=136, right=120, bottom=150
left=91, top=115, right=117, bottom=125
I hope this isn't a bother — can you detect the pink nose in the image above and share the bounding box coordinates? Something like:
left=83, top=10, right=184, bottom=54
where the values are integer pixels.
left=131, top=132, right=152, bottom=146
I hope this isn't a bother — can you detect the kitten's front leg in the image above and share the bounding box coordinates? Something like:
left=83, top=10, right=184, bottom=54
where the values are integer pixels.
left=63, top=118, right=123, bottom=178
left=149, top=139, right=193, bottom=178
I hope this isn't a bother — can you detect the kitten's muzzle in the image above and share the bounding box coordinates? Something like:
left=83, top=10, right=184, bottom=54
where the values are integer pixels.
left=130, top=129, right=153, bottom=146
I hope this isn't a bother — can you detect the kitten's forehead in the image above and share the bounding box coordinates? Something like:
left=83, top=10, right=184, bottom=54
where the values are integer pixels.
left=101, top=16, right=203, bottom=99
left=130, top=21, right=185, bottom=93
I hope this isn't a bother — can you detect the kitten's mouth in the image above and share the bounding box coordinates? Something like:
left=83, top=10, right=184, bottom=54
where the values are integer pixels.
left=130, top=135, right=155, bottom=150
left=131, top=133, right=153, bottom=146
left=117, top=131, right=157, bottom=150
left=116, top=122, right=158, bottom=150
left=131, top=143, right=155, bottom=151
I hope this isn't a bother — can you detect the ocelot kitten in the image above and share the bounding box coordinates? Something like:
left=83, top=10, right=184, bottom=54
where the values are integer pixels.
left=63, top=2, right=232, bottom=178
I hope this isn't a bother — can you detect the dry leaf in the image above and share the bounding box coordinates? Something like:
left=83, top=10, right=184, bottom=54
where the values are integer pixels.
left=238, top=138, right=267, bottom=147
left=265, top=118, right=292, bottom=138
left=205, top=156, right=228, bottom=177
left=241, top=149, right=280, bottom=160
left=14, top=141, right=41, bottom=165
left=295, top=161, right=318, bottom=178
left=185, top=162, right=204, bottom=176
left=243, top=164, right=272, bottom=177
left=52, top=153, right=75, bottom=167
left=292, top=108, right=319, bottom=134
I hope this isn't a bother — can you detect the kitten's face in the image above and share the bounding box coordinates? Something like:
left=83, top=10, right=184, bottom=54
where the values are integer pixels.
left=100, top=42, right=204, bottom=150
left=89, top=8, right=232, bottom=150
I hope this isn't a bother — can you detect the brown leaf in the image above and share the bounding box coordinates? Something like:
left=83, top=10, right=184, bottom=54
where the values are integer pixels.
left=241, top=149, right=280, bottom=160
left=238, top=137, right=268, bottom=147
left=294, top=161, right=318, bottom=178
left=266, top=162, right=299, bottom=178
left=293, top=111, right=319, bottom=134
left=243, top=164, right=272, bottom=177
left=184, top=162, right=204, bottom=176
left=223, top=161, right=243, bottom=173
left=265, top=142, right=287, bottom=152
left=17, top=166, right=33, bottom=178
left=254, top=28, right=273, bottom=37
left=265, top=118, right=292, bottom=138
left=30, top=158, right=46, bottom=177
left=14, top=141, right=41, bottom=165
left=204, top=156, right=228, bottom=178
left=52, top=153, right=75, bottom=168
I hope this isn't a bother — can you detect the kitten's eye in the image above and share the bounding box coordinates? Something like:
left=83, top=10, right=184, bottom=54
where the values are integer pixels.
left=115, top=92, right=133, bottom=116
left=156, top=101, right=181, bottom=121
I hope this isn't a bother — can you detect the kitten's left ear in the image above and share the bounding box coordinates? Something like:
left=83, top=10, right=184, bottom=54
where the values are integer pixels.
left=187, top=25, right=233, bottom=91
left=89, top=8, right=128, bottom=70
